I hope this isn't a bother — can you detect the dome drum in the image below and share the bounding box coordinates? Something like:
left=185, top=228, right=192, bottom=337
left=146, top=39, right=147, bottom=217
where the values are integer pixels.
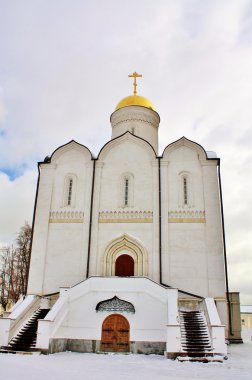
left=110, top=106, right=160, bottom=152
left=111, top=106, right=160, bottom=129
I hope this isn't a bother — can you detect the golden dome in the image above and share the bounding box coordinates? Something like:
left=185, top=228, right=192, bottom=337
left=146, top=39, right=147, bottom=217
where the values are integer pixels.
left=115, top=95, right=155, bottom=111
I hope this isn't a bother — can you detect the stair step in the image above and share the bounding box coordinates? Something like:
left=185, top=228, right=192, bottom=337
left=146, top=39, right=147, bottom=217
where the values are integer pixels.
left=182, top=344, right=211, bottom=347
left=5, top=308, right=50, bottom=352
left=177, top=355, right=222, bottom=362
left=179, top=311, right=212, bottom=355
left=182, top=342, right=211, bottom=345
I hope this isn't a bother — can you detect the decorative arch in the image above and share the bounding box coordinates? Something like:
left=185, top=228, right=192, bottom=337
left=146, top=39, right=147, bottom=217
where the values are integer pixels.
left=96, top=296, right=135, bottom=313
left=97, top=131, right=157, bottom=161
left=162, top=136, right=208, bottom=161
left=102, top=234, right=148, bottom=277
left=50, top=140, right=93, bottom=163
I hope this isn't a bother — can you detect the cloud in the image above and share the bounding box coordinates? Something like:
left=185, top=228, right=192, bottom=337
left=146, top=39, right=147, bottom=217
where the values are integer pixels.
left=0, top=170, right=37, bottom=245
left=0, top=88, right=7, bottom=124
left=0, top=102, right=6, bottom=123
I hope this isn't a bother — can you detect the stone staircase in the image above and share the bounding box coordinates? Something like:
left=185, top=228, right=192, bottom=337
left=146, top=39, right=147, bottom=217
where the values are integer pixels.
left=179, top=310, right=213, bottom=358
left=1, top=308, right=50, bottom=352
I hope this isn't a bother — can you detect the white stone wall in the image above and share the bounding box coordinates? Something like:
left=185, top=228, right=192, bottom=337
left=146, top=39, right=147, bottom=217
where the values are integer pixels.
left=161, top=138, right=226, bottom=300
left=51, top=277, right=168, bottom=343
left=27, top=109, right=226, bottom=313
left=89, top=133, right=160, bottom=282
left=28, top=142, right=93, bottom=295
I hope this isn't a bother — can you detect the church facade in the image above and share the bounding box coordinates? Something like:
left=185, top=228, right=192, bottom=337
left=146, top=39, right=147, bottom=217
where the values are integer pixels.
left=0, top=76, right=230, bottom=357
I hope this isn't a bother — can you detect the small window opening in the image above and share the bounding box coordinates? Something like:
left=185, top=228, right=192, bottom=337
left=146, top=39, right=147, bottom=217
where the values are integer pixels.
left=183, top=177, right=188, bottom=205
left=67, top=178, right=73, bottom=206
left=124, top=178, right=129, bottom=206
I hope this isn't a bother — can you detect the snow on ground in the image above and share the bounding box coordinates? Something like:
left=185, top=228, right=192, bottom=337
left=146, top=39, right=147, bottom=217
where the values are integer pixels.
left=0, top=342, right=251, bottom=380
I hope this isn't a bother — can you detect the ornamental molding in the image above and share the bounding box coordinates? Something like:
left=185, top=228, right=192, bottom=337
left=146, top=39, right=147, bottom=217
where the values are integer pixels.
left=111, top=107, right=160, bottom=129
left=49, top=211, right=84, bottom=223
left=96, top=296, right=135, bottom=314
left=168, top=210, right=205, bottom=223
left=99, top=210, right=153, bottom=223
left=103, top=233, right=148, bottom=276
left=112, top=118, right=157, bottom=129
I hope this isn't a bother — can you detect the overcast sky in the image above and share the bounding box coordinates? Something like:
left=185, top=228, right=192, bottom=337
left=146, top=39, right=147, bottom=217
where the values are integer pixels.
left=0, top=0, right=251, bottom=304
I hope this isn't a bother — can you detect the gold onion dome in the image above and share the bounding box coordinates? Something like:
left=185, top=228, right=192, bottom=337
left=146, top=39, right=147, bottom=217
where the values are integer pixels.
left=115, top=95, right=155, bottom=111
left=115, top=72, right=155, bottom=111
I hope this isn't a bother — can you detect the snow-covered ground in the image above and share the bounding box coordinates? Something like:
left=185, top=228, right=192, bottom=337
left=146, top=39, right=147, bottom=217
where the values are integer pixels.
left=0, top=342, right=251, bottom=380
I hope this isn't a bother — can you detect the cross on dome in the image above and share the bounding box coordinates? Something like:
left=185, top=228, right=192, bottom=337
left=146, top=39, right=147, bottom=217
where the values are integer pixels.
left=128, top=72, right=142, bottom=95
left=114, top=72, right=156, bottom=111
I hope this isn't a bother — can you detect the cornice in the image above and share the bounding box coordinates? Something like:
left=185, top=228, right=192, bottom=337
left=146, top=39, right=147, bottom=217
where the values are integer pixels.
left=49, top=211, right=84, bottom=223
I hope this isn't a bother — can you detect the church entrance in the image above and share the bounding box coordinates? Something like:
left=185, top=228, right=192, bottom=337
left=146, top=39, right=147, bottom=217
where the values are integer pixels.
left=100, top=314, right=130, bottom=352
left=115, top=254, right=134, bottom=276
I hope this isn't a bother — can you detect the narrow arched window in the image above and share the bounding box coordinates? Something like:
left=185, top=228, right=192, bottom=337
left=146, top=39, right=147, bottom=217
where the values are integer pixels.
left=120, top=173, right=134, bottom=208
left=179, top=172, right=192, bottom=207
left=124, top=178, right=129, bottom=206
left=67, top=178, right=73, bottom=206
left=63, top=174, right=77, bottom=208
left=183, top=177, right=188, bottom=205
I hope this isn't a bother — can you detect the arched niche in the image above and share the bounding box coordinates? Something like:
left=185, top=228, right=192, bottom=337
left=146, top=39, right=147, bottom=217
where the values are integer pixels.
left=102, top=234, right=148, bottom=277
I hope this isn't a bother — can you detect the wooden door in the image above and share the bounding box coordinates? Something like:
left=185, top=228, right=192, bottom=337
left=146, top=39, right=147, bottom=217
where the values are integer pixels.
left=100, top=314, right=130, bottom=352
left=115, top=254, right=134, bottom=276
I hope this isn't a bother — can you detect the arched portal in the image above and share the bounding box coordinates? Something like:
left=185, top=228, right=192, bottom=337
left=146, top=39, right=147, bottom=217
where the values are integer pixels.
left=100, top=314, right=130, bottom=352
left=102, top=234, right=148, bottom=276
left=115, top=254, right=134, bottom=276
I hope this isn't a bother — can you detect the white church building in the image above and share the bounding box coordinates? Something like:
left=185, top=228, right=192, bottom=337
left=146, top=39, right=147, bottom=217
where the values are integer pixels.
left=0, top=73, right=235, bottom=358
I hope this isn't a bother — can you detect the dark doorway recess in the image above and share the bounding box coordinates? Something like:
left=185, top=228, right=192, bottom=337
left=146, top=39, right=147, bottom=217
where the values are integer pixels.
left=115, top=254, right=134, bottom=276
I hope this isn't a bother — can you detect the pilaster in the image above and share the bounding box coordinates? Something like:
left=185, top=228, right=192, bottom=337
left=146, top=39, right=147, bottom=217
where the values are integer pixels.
left=27, top=164, right=55, bottom=295
left=89, top=161, right=104, bottom=276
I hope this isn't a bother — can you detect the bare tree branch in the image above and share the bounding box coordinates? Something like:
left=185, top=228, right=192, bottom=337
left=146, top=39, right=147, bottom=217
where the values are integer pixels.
left=0, top=222, right=32, bottom=312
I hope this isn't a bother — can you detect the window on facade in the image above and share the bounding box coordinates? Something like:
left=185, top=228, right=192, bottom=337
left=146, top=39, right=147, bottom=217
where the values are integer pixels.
left=120, top=173, right=134, bottom=208
left=124, top=178, right=129, bottom=206
left=183, top=177, right=188, bottom=205
left=67, top=178, right=73, bottom=206
left=62, top=174, right=77, bottom=208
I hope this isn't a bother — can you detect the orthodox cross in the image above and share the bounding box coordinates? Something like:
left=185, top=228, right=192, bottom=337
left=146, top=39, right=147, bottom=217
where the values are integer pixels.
left=128, top=71, right=142, bottom=95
